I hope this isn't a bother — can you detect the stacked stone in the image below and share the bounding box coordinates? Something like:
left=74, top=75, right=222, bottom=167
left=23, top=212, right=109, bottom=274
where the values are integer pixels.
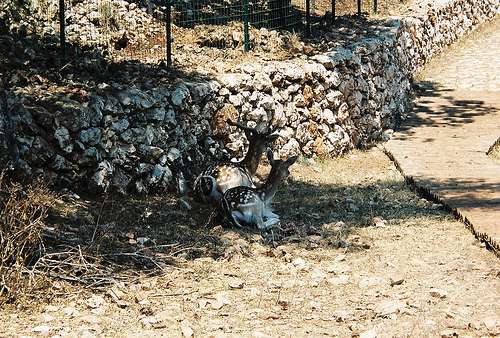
left=25, top=0, right=163, bottom=48
left=2, top=0, right=498, bottom=194
left=216, top=27, right=411, bottom=160
left=8, top=80, right=224, bottom=193
left=397, top=0, right=499, bottom=74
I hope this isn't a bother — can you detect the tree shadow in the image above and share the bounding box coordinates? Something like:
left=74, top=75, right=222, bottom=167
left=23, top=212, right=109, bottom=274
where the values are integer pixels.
left=38, top=168, right=451, bottom=287
left=1, top=11, right=230, bottom=192
left=405, top=176, right=500, bottom=209
left=393, top=81, right=498, bottom=142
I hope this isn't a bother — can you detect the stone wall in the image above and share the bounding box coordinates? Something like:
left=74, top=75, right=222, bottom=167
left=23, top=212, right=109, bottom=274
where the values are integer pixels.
left=2, top=0, right=498, bottom=194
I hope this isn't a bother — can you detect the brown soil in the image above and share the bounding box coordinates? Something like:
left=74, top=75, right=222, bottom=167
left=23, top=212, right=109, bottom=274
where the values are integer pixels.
left=111, top=0, right=412, bottom=72
left=298, top=0, right=411, bottom=16
left=1, top=148, right=499, bottom=337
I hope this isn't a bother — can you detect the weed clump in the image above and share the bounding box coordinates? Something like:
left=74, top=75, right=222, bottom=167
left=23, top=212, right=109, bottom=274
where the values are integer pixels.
left=0, top=172, right=56, bottom=303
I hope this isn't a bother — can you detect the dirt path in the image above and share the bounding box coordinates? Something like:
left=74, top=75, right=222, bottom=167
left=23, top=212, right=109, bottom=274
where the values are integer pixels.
left=1, top=149, right=499, bottom=337
left=385, top=16, right=500, bottom=251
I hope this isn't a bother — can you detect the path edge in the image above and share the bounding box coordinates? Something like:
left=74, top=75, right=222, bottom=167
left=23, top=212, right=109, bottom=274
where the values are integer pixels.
left=381, top=146, right=500, bottom=257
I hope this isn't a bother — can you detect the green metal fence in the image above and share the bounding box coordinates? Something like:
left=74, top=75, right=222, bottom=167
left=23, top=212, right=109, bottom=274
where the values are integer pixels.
left=167, top=0, right=302, bottom=56
left=47, top=0, right=380, bottom=67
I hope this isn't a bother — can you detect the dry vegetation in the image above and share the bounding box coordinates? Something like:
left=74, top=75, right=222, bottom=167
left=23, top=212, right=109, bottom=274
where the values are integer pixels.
left=1, top=148, right=499, bottom=337
left=1, top=147, right=429, bottom=305
left=489, top=141, right=500, bottom=163
left=25, top=0, right=412, bottom=70
left=296, top=0, right=411, bottom=16
left=117, top=0, right=412, bottom=69
left=0, top=173, right=59, bottom=303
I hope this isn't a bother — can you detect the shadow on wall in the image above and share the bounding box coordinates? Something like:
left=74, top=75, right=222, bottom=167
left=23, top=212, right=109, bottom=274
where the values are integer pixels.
left=0, top=7, right=226, bottom=192
left=393, top=81, right=498, bottom=141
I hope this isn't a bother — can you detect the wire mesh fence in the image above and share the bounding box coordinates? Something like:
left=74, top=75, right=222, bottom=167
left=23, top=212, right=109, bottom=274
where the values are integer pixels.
left=169, top=0, right=303, bottom=53
left=18, top=0, right=381, bottom=67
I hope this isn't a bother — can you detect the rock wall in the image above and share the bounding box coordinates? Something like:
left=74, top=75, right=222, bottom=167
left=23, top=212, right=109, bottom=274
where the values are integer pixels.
left=2, top=0, right=498, bottom=194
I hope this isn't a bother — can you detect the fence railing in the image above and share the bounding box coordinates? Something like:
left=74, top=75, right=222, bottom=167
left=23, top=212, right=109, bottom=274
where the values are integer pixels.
left=46, top=0, right=379, bottom=67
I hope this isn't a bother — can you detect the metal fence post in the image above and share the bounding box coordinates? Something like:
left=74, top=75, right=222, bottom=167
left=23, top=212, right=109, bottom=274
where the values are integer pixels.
left=59, top=0, right=66, bottom=59
left=165, top=0, right=172, bottom=67
left=332, top=0, right=336, bottom=21
left=306, top=0, right=311, bottom=35
left=373, top=0, right=377, bottom=13
left=243, top=0, right=250, bottom=52
left=357, top=0, right=361, bottom=16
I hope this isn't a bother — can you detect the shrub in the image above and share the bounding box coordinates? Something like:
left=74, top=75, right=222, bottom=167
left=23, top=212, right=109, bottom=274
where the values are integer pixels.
left=0, top=172, right=56, bottom=303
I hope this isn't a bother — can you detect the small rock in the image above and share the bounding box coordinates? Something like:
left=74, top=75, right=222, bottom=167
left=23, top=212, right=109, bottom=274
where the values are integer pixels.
left=180, top=319, right=194, bottom=337
left=483, top=316, right=500, bottom=333
left=54, top=127, right=73, bottom=153
left=310, top=300, right=321, bottom=310
left=171, top=83, right=191, bottom=107
left=332, top=309, right=352, bottom=322
left=110, top=118, right=129, bottom=132
left=381, top=129, right=394, bottom=142
left=141, top=316, right=159, bottom=328
left=210, top=293, right=230, bottom=310
left=32, top=325, right=52, bottom=334
left=137, top=237, right=152, bottom=246
left=359, top=328, right=377, bottom=338
left=322, top=221, right=346, bottom=231
left=310, top=268, right=326, bottom=283
left=372, top=216, right=387, bottom=227
left=41, top=313, right=56, bottom=322
left=79, top=128, right=101, bottom=146
left=228, top=279, right=244, bottom=289
left=63, top=306, right=79, bottom=318
left=85, top=295, right=106, bottom=309
left=430, top=288, right=448, bottom=299
left=359, top=276, right=385, bottom=288
left=327, top=275, right=350, bottom=285
left=374, top=300, right=406, bottom=317
left=292, top=257, right=306, bottom=270
left=167, top=147, right=181, bottom=163
left=440, top=329, right=458, bottom=338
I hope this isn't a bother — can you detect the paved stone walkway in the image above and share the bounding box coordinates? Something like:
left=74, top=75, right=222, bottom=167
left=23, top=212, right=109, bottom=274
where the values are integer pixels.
left=385, top=17, right=500, bottom=252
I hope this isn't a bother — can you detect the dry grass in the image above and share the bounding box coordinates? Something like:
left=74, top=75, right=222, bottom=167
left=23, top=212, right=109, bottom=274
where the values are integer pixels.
left=0, top=172, right=58, bottom=303
left=0, top=146, right=445, bottom=306
left=295, top=0, right=411, bottom=16
left=2, top=148, right=449, bottom=299
left=1, top=148, right=498, bottom=337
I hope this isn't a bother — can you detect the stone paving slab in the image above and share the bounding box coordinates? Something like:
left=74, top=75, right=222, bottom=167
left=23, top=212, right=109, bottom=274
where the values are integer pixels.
left=385, top=88, right=500, bottom=252
left=385, top=17, right=500, bottom=252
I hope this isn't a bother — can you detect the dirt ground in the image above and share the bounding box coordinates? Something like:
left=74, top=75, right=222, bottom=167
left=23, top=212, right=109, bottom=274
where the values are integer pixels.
left=111, top=0, right=412, bottom=71
left=1, top=148, right=499, bottom=337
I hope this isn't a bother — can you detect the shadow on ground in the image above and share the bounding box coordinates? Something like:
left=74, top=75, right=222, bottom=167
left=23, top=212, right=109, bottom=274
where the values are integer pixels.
left=393, top=81, right=498, bottom=141
left=40, top=163, right=450, bottom=289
